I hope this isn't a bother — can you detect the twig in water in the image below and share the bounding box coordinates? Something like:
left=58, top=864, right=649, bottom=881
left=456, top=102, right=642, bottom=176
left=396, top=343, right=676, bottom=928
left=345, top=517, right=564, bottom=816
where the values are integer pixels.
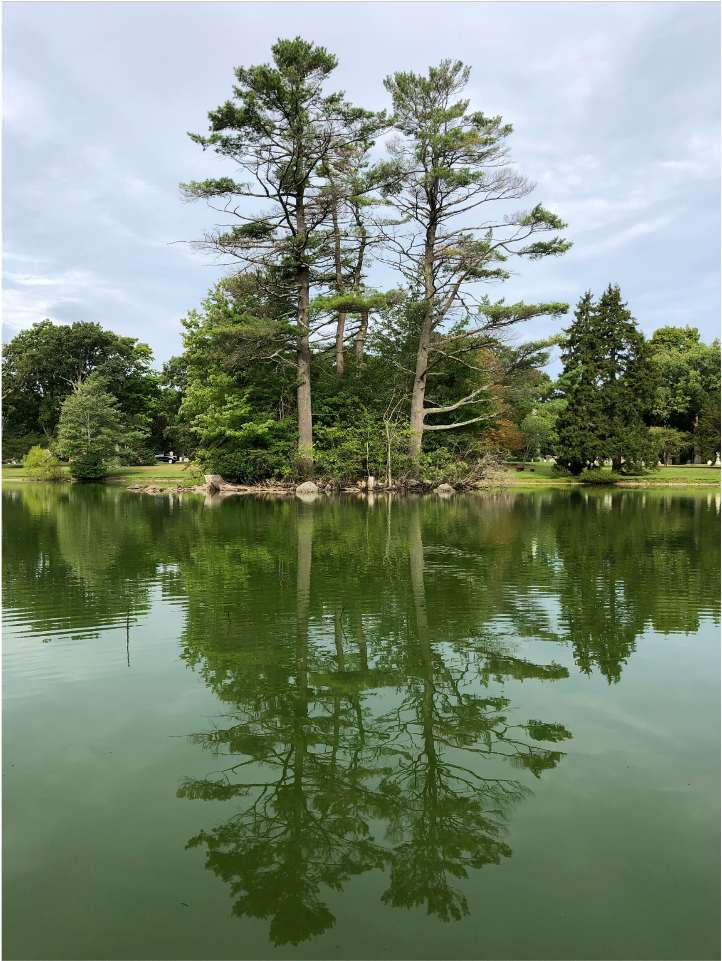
left=338, top=601, right=348, bottom=621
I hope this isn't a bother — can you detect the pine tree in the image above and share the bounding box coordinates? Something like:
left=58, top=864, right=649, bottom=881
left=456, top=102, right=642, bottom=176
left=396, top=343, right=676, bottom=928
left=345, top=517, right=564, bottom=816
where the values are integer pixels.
left=554, top=292, right=607, bottom=473
left=555, top=286, right=656, bottom=474
left=56, top=380, right=142, bottom=478
left=181, top=37, right=384, bottom=471
left=381, top=60, right=571, bottom=465
left=596, top=284, right=656, bottom=470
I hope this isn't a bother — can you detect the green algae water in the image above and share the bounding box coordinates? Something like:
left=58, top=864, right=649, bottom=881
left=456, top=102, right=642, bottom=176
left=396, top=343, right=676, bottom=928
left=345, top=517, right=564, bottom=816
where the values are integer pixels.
left=3, top=483, right=720, bottom=961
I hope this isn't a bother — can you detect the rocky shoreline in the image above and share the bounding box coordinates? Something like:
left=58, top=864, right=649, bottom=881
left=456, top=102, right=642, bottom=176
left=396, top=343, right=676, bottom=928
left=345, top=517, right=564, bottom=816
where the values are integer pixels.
left=125, top=474, right=490, bottom=496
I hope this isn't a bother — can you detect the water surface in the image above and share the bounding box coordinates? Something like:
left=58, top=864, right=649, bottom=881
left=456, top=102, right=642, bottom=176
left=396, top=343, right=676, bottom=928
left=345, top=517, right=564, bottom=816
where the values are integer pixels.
left=3, top=484, right=720, bottom=960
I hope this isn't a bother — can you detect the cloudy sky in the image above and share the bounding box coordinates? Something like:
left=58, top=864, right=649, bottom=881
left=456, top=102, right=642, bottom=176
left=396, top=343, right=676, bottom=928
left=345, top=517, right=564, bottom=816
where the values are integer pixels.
left=3, top=1, right=720, bottom=368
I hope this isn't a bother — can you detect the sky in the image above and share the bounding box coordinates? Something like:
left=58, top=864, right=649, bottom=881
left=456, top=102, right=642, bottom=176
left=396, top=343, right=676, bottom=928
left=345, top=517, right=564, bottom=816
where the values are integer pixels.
left=3, top=1, right=720, bottom=371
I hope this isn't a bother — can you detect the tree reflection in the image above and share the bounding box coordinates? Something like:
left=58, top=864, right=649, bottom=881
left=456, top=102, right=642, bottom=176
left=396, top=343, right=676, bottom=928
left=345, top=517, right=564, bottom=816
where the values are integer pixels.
left=178, top=501, right=387, bottom=944
left=178, top=497, right=571, bottom=942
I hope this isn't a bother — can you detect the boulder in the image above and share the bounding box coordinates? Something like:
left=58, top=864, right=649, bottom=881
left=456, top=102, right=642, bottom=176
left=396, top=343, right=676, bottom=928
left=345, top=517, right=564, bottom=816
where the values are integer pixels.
left=295, top=481, right=319, bottom=494
left=434, top=483, right=455, bottom=494
left=204, top=474, right=225, bottom=491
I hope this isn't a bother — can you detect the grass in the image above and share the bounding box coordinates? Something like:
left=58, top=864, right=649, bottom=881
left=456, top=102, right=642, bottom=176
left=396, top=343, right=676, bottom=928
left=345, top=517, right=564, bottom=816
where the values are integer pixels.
left=3, top=461, right=719, bottom=487
left=1, top=462, right=200, bottom=484
left=504, top=462, right=720, bottom=485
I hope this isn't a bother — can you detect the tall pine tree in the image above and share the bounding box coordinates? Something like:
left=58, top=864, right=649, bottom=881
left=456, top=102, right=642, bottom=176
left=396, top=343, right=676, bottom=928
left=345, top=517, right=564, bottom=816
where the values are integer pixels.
left=555, top=285, right=656, bottom=474
left=181, top=37, right=384, bottom=471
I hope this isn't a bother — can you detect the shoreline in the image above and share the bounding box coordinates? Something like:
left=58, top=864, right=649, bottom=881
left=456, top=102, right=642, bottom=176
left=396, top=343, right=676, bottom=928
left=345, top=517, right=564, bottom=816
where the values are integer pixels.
left=4, top=475, right=719, bottom=491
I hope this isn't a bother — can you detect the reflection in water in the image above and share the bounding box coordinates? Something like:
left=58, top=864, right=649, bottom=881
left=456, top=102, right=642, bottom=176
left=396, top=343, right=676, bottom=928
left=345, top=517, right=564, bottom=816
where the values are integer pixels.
left=176, top=499, right=572, bottom=944
left=3, top=485, right=719, bottom=946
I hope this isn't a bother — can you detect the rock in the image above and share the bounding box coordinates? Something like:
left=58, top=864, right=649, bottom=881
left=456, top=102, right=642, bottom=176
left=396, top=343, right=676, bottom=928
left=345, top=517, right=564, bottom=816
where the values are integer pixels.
left=204, top=474, right=225, bottom=491
left=406, top=479, right=421, bottom=488
left=356, top=479, right=367, bottom=490
left=434, top=483, right=455, bottom=494
left=295, top=481, right=319, bottom=494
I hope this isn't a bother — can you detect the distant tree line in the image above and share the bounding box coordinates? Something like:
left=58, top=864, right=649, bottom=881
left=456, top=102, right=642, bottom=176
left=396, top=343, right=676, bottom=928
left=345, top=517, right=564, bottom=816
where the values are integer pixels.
left=2, top=38, right=719, bottom=480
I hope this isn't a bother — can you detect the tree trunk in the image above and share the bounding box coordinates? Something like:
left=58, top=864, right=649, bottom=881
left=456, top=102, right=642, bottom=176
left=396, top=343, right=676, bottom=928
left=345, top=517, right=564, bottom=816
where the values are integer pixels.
left=612, top=455, right=622, bottom=472
left=409, top=311, right=433, bottom=465
left=409, top=234, right=436, bottom=468
left=693, top=414, right=701, bottom=463
left=354, top=312, right=369, bottom=368
left=332, top=198, right=346, bottom=374
left=335, top=313, right=346, bottom=374
left=296, top=265, right=313, bottom=472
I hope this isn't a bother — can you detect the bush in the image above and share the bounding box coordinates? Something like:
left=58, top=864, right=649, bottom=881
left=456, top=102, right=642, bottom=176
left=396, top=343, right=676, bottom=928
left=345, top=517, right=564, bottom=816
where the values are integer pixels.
left=69, top=458, right=108, bottom=479
left=22, top=446, right=64, bottom=480
left=579, top=468, right=620, bottom=485
left=617, top=463, right=654, bottom=477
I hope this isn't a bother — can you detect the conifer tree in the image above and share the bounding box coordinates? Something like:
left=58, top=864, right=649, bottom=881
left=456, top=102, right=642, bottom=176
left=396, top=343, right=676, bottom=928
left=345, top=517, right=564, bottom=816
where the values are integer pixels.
left=555, top=285, right=656, bottom=474
left=56, top=380, right=141, bottom=478
left=381, top=60, right=571, bottom=465
left=182, top=37, right=384, bottom=470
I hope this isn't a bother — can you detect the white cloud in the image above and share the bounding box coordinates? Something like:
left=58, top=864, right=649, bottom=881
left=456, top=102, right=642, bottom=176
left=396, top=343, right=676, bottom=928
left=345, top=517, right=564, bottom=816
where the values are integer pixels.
left=2, top=1, right=719, bottom=363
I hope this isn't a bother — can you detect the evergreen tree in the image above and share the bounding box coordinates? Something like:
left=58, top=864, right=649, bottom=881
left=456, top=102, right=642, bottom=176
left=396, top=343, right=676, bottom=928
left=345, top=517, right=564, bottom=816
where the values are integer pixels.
left=596, top=284, right=656, bottom=471
left=554, top=293, right=607, bottom=473
left=555, top=286, right=656, bottom=474
left=381, top=59, right=571, bottom=466
left=181, top=37, right=385, bottom=471
left=55, top=380, right=142, bottom=478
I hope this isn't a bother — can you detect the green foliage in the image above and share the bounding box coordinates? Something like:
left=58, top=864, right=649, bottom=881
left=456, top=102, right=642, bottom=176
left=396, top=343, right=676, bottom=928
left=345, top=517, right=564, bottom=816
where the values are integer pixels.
left=519, top=414, right=551, bottom=461
left=698, top=390, right=721, bottom=462
left=2, top=432, right=46, bottom=463
left=2, top=319, right=161, bottom=440
left=579, top=468, right=620, bottom=485
left=649, top=326, right=720, bottom=462
left=67, top=458, right=111, bottom=480
left=21, top=445, right=63, bottom=480
left=555, top=286, right=657, bottom=474
left=648, top=426, right=693, bottom=465
left=56, top=380, right=144, bottom=479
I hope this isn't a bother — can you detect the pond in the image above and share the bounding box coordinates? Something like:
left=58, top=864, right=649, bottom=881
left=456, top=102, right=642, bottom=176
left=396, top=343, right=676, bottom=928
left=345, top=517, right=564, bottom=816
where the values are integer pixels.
left=3, top=484, right=720, bottom=961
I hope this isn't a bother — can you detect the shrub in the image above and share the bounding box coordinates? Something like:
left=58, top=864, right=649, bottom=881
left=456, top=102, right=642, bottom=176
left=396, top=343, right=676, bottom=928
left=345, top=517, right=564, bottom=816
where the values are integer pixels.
left=617, top=463, right=654, bottom=477
left=580, top=468, right=620, bottom=485
left=22, top=446, right=64, bottom=480
left=68, top=458, right=108, bottom=480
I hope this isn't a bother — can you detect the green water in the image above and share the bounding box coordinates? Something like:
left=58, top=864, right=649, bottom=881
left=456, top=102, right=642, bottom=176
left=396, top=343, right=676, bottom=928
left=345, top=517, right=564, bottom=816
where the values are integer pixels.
left=3, top=484, right=720, bottom=961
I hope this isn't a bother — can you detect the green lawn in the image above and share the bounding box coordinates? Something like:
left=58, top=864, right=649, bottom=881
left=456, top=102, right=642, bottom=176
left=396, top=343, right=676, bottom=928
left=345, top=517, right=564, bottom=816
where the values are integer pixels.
left=3, top=461, right=719, bottom=486
left=505, top=462, right=720, bottom=485
left=1, top=462, right=199, bottom=483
